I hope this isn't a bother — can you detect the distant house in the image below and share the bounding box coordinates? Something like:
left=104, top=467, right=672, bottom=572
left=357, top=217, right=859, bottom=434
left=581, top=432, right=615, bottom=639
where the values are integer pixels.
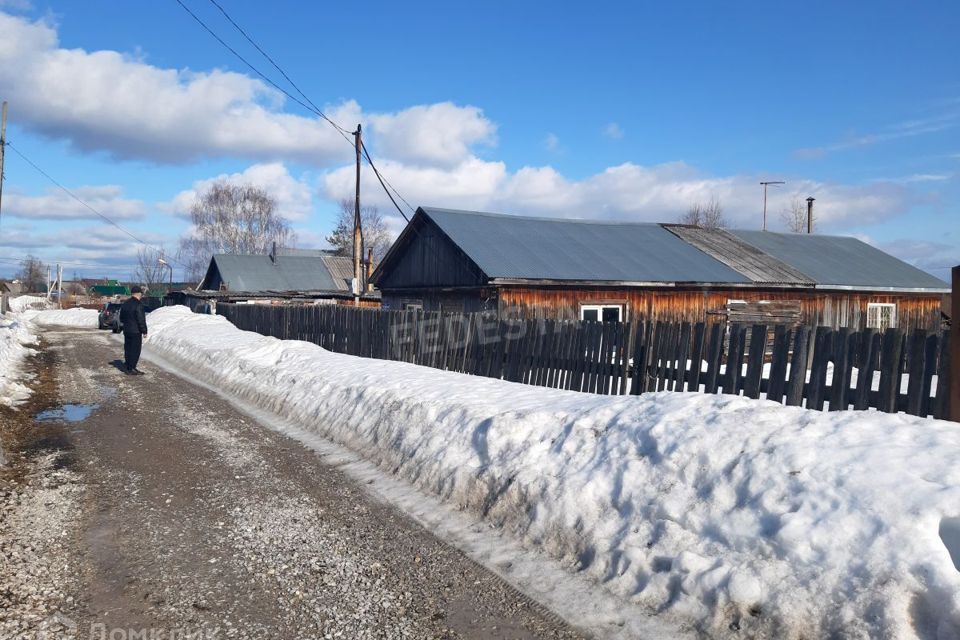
left=371, top=207, right=948, bottom=332
left=0, top=279, right=22, bottom=295
left=191, top=249, right=379, bottom=306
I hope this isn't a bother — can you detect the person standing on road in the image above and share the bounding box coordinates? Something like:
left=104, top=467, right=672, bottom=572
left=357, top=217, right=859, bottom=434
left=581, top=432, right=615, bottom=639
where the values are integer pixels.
left=119, top=286, right=148, bottom=375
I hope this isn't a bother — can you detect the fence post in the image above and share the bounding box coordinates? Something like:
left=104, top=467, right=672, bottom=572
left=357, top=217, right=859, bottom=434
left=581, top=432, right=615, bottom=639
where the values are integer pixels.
left=950, top=265, right=960, bottom=422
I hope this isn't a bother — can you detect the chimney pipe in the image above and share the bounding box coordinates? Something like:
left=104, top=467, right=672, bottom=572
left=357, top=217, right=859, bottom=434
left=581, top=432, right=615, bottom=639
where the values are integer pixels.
left=366, top=248, right=374, bottom=293
left=270, top=241, right=277, bottom=264
left=806, top=197, right=815, bottom=234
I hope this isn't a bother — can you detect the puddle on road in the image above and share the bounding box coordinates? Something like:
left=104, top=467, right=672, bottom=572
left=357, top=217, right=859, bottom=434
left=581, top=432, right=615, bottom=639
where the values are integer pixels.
left=35, top=403, right=98, bottom=423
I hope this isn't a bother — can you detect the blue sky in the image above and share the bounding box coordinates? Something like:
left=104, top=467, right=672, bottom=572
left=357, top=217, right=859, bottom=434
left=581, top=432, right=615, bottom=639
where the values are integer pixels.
left=0, top=0, right=957, bottom=282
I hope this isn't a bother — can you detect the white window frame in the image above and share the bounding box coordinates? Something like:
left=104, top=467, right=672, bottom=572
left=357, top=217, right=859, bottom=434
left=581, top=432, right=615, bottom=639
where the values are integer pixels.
left=866, top=303, right=897, bottom=331
left=579, top=303, right=623, bottom=323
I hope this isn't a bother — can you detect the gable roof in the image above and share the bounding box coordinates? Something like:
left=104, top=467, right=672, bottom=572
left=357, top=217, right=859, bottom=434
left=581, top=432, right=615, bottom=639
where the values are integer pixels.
left=374, top=207, right=948, bottom=292
left=416, top=207, right=751, bottom=284
left=729, top=230, right=948, bottom=291
left=200, top=252, right=352, bottom=293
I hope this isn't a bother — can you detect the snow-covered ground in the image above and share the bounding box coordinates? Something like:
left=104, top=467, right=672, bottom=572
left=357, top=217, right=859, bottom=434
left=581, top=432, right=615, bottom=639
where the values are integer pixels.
left=0, top=313, right=38, bottom=408
left=20, top=307, right=100, bottom=328
left=141, top=306, right=960, bottom=640
left=0, top=303, right=98, bottom=409
left=6, top=295, right=50, bottom=313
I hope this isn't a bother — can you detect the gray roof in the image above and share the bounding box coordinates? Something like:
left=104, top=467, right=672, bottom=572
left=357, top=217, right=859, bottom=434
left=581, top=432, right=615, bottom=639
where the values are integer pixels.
left=730, top=230, right=949, bottom=291
left=203, top=253, right=344, bottom=293
left=664, top=225, right=815, bottom=286
left=321, top=254, right=355, bottom=291
left=421, top=208, right=750, bottom=284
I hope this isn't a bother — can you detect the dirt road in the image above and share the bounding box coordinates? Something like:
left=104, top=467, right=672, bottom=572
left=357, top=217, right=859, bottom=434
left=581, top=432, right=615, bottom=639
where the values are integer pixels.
left=1, top=328, right=587, bottom=639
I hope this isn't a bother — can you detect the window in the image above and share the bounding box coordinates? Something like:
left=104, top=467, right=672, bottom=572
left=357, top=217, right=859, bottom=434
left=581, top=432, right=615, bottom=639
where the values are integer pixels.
left=580, top=303, right=623, bottom=323
left=402, top=301, right=423, bottom=311
left=866, top=303, right=897, bottom=331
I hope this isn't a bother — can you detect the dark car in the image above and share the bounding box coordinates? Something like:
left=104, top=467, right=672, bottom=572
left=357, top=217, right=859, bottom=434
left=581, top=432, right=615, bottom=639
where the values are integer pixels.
left=98, top=302, right=123, bottom=332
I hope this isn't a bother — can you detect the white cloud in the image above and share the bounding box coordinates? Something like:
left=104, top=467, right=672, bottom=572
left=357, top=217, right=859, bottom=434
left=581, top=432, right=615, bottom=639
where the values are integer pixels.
left=604, top=122, right=624, bottom=140
left=163, top=162, right=314, bottom=221
left=795, top=113, right=959, bottom=159
left=323, top=157, right=910, bottom=233
left=0, top=0, right=31, bottom=10
left=5, top=185, right=145, bottom=220
left=367, top=102, right=496, bottom=168
left=0, top=12, right=358, bottom=165
left=544, top=133, right=561, bottom=152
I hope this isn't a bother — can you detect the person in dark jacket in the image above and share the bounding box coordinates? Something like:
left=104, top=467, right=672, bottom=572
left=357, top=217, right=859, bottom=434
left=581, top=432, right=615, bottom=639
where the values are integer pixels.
left=119, top=286, right=148, bottom=375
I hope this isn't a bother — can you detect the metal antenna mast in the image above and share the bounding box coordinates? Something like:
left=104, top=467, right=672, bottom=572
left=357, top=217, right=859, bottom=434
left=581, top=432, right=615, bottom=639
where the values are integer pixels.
left=760, top=180, right=785, bottom=231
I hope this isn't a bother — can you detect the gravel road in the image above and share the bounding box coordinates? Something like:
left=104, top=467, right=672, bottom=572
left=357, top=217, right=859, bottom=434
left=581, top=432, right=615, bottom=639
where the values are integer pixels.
left=1, top=328, right=589, bottom=639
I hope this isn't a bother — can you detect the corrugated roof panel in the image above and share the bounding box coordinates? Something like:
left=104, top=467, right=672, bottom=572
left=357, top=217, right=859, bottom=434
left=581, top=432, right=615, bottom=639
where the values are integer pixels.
left=664, top=226, right=815, bottom=285
left=321, top=254, right=354, bottom=291
left=421, top=208, right=751, bottom=284
left=730, top=230, right=949, bottom=290
left=212, top=254, right=339, bottom=292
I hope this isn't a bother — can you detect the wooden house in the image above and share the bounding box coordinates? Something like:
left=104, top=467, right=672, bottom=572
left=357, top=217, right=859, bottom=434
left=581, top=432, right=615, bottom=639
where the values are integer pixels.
left=370, top=207, right=948, bottom=332
left=193, top=248, right=380, bottom=307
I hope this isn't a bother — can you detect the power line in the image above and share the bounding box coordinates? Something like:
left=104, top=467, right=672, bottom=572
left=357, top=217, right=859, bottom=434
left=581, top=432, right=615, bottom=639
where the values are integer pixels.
left=4, top=141, right=187, bottom=270
left=173, top=0, right=353, bottom=148
left=175, top=0, right=417, bottom=220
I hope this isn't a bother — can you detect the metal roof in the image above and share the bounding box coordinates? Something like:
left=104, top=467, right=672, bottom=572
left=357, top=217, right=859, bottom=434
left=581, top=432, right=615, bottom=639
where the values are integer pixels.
left=320, top=254, right=354, bottom=291
left=420, top=208, right=751, bottom=284
left=204, top=253, right=342, bottom=293
left=730, top=230, right=949, bottom=291
left=664, top=225, right=815, bottom=285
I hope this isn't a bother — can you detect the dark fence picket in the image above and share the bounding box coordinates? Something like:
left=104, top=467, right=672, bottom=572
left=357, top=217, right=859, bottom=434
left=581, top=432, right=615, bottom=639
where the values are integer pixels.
left=743, top=324, right=767, bottom=399
left=211, top=302, right=952, bottom=421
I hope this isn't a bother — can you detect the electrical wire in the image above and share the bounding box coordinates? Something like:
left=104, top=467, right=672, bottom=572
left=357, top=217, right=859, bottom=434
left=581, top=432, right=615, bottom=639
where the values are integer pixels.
left=173, top=0, right=354, bottom=148
left=176, top=0, right=418, bottom=222
left=3, top=141, right=188, bottom=270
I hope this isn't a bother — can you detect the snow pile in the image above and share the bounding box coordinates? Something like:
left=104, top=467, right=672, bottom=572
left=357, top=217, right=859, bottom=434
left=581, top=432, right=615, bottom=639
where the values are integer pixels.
left=0, top=313, right=38, bottom=407
left=144, top=306, right=960, bottom=639
left=23, top=307, right=99, bottom=328
left=7, top=295, right=50, bottom=313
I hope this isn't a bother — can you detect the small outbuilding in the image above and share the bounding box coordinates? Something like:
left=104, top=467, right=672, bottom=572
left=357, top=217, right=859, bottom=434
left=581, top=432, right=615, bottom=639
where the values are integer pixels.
left=371, top=207, right=949, bottom=332
left=194, top=248, right=380, bottom=307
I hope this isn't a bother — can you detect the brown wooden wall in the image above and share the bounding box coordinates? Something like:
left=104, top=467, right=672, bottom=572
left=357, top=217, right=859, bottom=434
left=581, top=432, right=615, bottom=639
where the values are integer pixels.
left=497, top=286, right=945, bottom=332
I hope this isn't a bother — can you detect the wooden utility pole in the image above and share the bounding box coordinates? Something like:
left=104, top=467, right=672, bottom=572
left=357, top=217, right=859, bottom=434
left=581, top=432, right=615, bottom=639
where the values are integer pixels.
left=0, top=101, right=8, bottom=232
left=353, top=123, right=362, bottom=305
left=950, top=265, right=960, bottom=422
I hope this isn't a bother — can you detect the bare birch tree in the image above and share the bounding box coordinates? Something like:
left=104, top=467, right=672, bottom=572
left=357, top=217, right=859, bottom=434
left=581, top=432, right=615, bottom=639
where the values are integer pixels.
left=325, top=199, right=392, bottom=262
left=679, top=197, right=726, bottom=228
left=780, top=196, right=815, bottom=233
left=135, top=246, right=168, bottom=293
left=178, top=182, right=296, bottom=282
left=16, top=255, right=47, bottom=293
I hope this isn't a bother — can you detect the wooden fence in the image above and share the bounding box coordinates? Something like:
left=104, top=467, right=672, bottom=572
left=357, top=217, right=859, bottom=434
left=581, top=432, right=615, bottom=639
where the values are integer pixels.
left=215, top=303, right=953, bottom=420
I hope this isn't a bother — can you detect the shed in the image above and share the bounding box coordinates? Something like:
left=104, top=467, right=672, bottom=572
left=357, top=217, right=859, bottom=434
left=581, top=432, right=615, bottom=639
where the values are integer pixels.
left=371, top=207, right=949, bottom=332
left=197, top=249, right=380, bottom=306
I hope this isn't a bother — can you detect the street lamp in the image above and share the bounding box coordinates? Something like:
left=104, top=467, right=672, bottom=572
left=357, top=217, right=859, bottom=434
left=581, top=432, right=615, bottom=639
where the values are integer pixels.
left=157, top=257, right=173, bottom=288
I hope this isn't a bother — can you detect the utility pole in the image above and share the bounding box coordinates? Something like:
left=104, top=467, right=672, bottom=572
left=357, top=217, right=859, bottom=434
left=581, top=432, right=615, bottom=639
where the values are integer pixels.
left=759, top=180, right=784, bottom=231
left=57, top=263, right=62, bottom=309
left=0, top=101, right=8, bottom=234
left=353, top=124, right=362, bottom=306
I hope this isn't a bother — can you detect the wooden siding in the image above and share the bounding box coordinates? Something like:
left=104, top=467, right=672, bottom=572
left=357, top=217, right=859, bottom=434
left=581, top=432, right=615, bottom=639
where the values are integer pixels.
left=382, top=288, right=495, bottom=314
left=497, top=286, right=944, bottom=332
left=376, top=218, right=487, bottom=290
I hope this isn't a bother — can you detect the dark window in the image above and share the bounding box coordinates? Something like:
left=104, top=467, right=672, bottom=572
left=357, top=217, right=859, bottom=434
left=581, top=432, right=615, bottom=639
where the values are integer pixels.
left=582, top=308, right=599, bottom=322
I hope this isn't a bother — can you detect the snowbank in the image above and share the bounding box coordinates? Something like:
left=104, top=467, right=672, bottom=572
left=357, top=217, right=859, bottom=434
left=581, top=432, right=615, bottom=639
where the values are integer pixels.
left=23, top=307, right=99, bottom=328
left=7, top=295, right=50, bottom=313
left=145, top=306, right=960, bottom=639
left=0, top=314, right=38, bottom=407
